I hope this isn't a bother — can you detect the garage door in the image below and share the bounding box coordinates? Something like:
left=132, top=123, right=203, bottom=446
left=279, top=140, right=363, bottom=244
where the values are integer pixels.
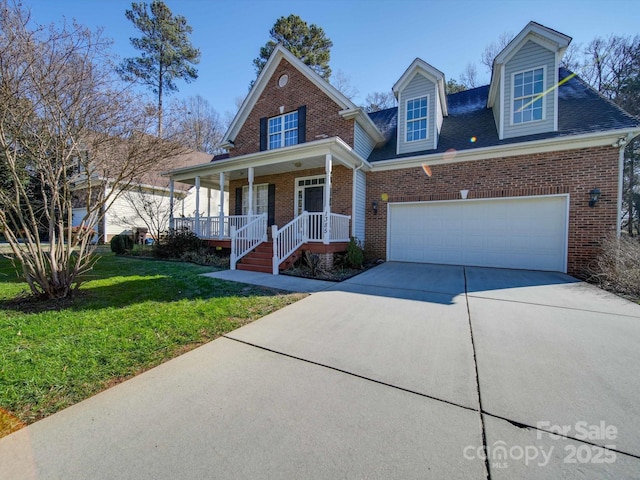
left=387, top=196, right=568, bottom=272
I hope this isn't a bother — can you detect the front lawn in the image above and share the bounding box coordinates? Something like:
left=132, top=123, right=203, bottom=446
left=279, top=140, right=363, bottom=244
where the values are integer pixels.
left=0, top=254, right=304, bottom=437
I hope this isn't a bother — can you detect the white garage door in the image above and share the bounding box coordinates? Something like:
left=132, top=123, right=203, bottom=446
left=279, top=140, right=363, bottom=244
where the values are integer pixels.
left=388, top=196, right=568, bottom=272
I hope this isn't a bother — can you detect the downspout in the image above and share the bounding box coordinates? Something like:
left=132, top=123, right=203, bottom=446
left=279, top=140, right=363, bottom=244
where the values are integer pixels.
left=351, top=160, right=365, bottom=239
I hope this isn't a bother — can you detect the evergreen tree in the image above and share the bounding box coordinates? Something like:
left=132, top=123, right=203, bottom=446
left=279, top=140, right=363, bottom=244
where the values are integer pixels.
left=253, top=14, right=332, bottom=82
left=118, top=1, right=200, bottom=137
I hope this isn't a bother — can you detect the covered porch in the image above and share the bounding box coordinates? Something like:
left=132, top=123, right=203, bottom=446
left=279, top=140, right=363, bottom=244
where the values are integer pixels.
left=166, top=137, right=369, bottom=274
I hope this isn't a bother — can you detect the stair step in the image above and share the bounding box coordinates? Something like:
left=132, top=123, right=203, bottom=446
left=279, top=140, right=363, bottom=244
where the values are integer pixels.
left=240, top=257, right=271, bottom=267
left=237, top=263, right=272, bottom=274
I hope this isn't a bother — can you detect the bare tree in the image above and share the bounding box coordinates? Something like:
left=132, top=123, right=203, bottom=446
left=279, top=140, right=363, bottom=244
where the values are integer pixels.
left=165, top=95, right=225, bottom=154
left=331, top=69, right=359, bottom=100
left=112, top=184, right=174, bottom=243
left=363, top=91, right=397, bottom=113
left=481, top=31, right=514, bottom=72
left=459, top=62, right=478, bottom=88
left=0, top=2, right=185, bottom=299
left=560, top=42, right=582, bottom=72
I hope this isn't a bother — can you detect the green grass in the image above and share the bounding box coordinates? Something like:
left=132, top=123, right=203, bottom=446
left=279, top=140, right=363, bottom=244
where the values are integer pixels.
left=0, top=254, right=304, bottom=436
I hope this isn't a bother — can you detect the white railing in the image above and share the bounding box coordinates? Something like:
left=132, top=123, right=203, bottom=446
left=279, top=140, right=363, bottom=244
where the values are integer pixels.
left=306, top=212, right=351, bottom=243
left=329, top=213, right=351, bottom=242
left=230, top=213, right=267, bottom=270
left=272, top=212, right=309, bottom=275
left=174, top=215, right=253, bottom=239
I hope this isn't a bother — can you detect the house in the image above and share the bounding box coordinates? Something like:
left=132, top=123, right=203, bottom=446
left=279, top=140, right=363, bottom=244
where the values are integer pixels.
left=165, top=21, right=639, bottom=277
left=72, top=150, right=227, bottom=244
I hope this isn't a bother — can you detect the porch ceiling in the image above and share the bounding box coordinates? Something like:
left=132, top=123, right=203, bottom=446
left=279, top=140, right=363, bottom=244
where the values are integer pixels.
left=166, top=137, right=370, bottom=191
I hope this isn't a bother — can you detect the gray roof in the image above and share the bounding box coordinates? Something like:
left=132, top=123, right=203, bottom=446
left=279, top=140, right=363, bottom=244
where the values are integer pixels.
left=367, top=68, right=639, bottom=163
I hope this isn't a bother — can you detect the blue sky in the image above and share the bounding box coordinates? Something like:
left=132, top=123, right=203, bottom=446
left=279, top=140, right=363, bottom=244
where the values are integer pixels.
left=25, top=0, right=639, bottom=119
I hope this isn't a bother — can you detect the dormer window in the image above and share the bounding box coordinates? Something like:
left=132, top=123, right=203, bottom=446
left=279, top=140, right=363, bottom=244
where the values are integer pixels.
left=406, top=96, right=428, bottom=142
left=268, top=111, right=298, bottom=149
left=513, top=67, right=544, bottom=124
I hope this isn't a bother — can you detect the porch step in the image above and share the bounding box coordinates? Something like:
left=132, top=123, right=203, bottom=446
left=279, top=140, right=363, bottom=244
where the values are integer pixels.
left=237, top=241, right=274, bottom=273
left=236, top=240, right=301, bottom=274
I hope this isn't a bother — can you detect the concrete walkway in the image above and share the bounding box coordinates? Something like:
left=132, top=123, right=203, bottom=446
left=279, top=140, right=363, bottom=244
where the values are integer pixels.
left=1, top=262, right=640, bottom=479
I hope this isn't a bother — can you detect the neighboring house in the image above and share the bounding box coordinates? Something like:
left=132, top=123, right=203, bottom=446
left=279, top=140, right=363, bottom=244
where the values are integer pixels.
left=166, top=22, right=639, bottom=277
left=72, top=150, right=228, bottom=243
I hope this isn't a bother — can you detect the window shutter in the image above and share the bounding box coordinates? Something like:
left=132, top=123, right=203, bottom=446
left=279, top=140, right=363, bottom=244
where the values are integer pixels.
left=259, top=117, right=268, bottom=151
left=234, top=187, right=242, bottom=215
left=297, top=106, right=306, bottom=144
left=267, top=184, right=276, bottom=226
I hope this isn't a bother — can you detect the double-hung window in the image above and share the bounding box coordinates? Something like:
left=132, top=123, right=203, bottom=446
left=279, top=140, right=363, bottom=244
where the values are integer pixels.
left=268, top=111, right=298, bottom=149
left=406, top=96, right=428, bottom=142
left=242, top=184, right=269, bottom=215
left=513, top=67, right=544, bottom=124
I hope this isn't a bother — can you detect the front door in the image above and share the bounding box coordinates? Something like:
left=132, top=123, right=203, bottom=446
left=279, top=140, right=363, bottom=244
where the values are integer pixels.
left=304, top=186, right=324, bottom=212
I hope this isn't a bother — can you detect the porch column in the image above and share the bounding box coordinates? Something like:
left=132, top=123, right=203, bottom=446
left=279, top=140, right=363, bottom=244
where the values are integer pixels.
left=206, top=187, right=212, bottom=238
left=194, top=176, right=201, bottom=236
left=323, top=154, right=332, bottom=244
left=218, top=172, right=225, bottom=239
left=247, top=167, right=254, bottom=217
left=168, top=178, right=175, bottom=230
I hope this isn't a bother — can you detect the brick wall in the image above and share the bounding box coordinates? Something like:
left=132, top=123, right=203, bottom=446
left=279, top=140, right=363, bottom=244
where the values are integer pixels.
left=230, top=59, right=354, bottom=156
left=229, top=165, right=353, bottom=229
left=365, top=145, right=619, bottom=277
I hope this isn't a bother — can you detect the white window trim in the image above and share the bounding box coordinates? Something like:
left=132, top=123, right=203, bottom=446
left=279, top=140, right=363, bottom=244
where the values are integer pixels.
left=510, top=65, right=547, bottom=126
left=294, top=175, right=326, bottom=217
left=405, top=95, right=429, bottom=142
left=268, top=111, right=298, bottom=150
left=242, top=183, right=269, bottom=215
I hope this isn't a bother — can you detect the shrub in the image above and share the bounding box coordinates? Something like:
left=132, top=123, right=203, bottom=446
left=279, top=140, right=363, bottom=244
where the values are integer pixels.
left=180, top=250, right=230, bottom=268
left=345, top=237, right=364, bottom=269
left=153, top=228, right=204, bottom=259
left=110, top=234, right=133, bottom=255
left=589, top=235, right=640, bottom=297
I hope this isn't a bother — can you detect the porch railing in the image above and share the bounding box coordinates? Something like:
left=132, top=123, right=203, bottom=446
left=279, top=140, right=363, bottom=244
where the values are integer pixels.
left=230, top=213, right=267, bottom=270
left=307, top=212, right=351, bottom=243
left=174, top=215, right=254, bottom=239
left=329, top=213, right=351, bottom=242
left=272, top=212, right=309, bottom=275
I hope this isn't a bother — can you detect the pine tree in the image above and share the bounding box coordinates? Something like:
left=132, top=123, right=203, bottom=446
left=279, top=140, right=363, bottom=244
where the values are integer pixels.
left=118, top=1, right=200, bottom=137
left=253, top=14, right=332, bottom=82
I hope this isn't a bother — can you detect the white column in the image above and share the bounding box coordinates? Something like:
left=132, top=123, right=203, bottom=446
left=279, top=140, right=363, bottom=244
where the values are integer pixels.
left=219, top=171, right=225, bottom=239
left=168, top=178, right=175, bottom=230
left=323, top=154, right=332, bottom=244
left=247, top=167, right=254, bottom=217
left=206, top=188, right=212, bottom=238
left=194, top=176, right=201, bottom=236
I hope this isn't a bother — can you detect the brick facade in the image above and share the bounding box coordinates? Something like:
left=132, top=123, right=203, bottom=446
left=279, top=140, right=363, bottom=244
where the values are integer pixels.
left=229, top=59, right=354, bottom=157
left=229, top=165, right=353, bottom=229
left=365, top=145, right=619, bottom=277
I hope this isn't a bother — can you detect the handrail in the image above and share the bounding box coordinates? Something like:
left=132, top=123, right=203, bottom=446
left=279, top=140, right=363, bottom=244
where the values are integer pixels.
left=272, top=212, right=309, bottom=275
left=230, top=213, right=267, bottom=270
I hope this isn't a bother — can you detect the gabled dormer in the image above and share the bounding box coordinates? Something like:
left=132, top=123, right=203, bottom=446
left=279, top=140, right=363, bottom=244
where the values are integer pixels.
left=487, top=22, right=571, bottom=140
left=392, top=59, right=448, bottom=155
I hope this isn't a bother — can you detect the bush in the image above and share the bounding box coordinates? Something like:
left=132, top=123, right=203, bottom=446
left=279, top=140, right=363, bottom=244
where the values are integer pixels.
left=180, top=250, right=230, bottom=268
left=153, top=228, right=204, bottom=259
left=110, top=234, right=133, bottom=255
left=590, top=235, right=640, bottom=297
left=345, top=237, right=364, bottom=269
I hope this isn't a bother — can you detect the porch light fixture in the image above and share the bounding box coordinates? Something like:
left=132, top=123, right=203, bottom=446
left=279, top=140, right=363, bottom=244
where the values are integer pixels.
left=372, top=201, right=378, bottom=215
left=589, top=188, right=601, bottom=207
left=460, top=189, right=469, bottom=199
left=294, top=161, right=302, bottom=168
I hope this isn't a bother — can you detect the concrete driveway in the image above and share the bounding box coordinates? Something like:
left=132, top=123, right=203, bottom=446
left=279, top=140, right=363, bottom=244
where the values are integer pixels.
left=1, top=262, right=640, bottom=479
